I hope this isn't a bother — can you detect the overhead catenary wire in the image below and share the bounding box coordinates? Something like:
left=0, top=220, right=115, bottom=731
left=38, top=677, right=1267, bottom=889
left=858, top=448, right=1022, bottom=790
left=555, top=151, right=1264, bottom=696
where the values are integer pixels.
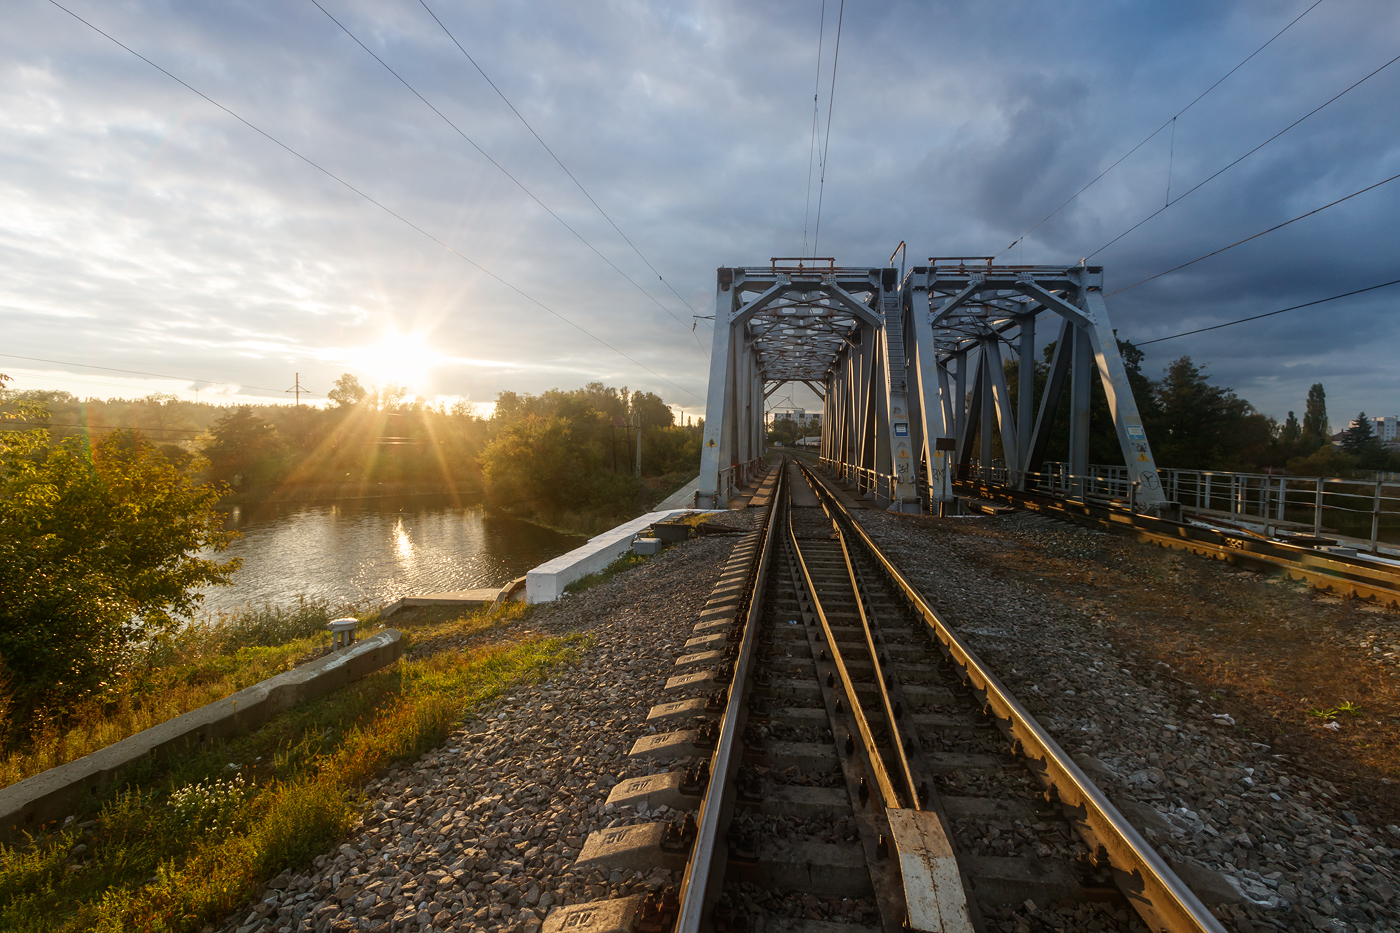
left=801, top=0, right=827, bottom=258
left=996, top=0, right=1325, bottom=259
left=1136, top=278, right=1400, bottom=346
left=0, top=353, right=317, bottom=396
left=46, top=0, right=702, bottom=405
left=1087, top=48, right=1400, bottom=261
left=1109, top=170, right=1400, bottom=296
left=414, top=0, right=708, bottom=333
left=308, top=0, right=708, bottom=358
left=810, top=0, right=845, bottom=257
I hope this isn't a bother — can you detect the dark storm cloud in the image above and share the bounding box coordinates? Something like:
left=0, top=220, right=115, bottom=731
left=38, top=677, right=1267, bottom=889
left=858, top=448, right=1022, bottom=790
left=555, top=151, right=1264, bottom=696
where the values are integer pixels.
left=2, top=0, right=1397, bottom=421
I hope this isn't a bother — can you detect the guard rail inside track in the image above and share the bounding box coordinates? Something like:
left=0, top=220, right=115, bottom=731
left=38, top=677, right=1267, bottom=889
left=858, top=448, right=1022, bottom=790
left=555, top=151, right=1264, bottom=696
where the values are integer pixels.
left=552, top=457, right=1228, bottom=933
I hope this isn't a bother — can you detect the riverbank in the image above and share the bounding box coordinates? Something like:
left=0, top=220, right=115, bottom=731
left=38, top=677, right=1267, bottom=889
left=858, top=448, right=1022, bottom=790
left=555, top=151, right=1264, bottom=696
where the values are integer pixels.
left=218, top=482, right=484, bottom=508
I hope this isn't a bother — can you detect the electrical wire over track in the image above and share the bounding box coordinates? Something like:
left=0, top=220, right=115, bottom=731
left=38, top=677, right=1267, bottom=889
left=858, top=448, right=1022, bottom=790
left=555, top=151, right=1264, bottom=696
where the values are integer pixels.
left=545, top=458, right=1228, bottom=933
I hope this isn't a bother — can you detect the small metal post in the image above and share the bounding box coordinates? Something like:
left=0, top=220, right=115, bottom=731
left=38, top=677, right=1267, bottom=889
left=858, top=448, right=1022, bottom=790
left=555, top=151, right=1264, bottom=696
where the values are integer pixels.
left=1372, top=480, right=1382, bottom=554
left=328, top=617, right=358, bottom=650
left=1204, top=473, right=1211, bottom=513
left=1314, top=478, right=1324, bottom=536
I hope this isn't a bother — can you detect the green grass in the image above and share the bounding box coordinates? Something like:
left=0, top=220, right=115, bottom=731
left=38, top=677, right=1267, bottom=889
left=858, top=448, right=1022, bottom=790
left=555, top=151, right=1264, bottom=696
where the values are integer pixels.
left=1307, top=700, right=1365, bottom=719
left=563, top=552, right=652, bottom=595
left=0, top=599, right=362, bottom=790
left=0, top=604, right=579, bottom=933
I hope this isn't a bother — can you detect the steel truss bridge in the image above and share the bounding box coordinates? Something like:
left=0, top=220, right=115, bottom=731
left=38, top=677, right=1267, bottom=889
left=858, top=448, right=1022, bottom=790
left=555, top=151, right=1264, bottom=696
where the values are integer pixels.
left=696, top=256, right=1169, bottom=515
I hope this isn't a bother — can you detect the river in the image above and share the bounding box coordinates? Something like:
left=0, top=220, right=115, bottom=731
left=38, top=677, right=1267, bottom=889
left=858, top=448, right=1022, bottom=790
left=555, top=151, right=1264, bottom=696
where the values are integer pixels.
left=195, top=495, right=584, bottom=617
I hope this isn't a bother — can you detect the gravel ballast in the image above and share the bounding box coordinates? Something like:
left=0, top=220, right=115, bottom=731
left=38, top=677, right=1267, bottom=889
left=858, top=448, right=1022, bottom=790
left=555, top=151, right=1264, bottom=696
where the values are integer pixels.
left=214, top=514, right=757, bottom=933
left=853, top=507, right=1400, bottom=933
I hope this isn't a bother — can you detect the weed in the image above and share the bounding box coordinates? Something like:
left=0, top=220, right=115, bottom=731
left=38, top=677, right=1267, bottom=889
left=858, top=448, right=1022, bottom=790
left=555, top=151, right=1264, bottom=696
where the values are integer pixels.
left=1308, top=700, right=1365, bottom=720
left=0, top=602, right=577, bottom=933
left=563, top=552, right=651, bottom=595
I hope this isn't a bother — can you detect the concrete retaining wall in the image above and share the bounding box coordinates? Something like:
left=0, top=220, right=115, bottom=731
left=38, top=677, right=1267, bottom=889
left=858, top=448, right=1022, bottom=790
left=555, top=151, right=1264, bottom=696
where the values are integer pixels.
left=0, top=628, right=404, bottom=839
left=526, top=509, right=717, bottom=603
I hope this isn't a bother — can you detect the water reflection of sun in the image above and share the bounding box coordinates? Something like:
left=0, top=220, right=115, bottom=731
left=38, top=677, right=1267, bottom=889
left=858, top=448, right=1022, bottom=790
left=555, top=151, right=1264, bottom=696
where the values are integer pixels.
left=393, top=517, right=414, bottom=566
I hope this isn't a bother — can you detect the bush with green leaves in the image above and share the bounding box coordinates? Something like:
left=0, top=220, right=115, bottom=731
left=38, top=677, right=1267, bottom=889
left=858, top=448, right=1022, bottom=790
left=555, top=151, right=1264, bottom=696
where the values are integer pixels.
left=0, top=402, right=237, bottom=720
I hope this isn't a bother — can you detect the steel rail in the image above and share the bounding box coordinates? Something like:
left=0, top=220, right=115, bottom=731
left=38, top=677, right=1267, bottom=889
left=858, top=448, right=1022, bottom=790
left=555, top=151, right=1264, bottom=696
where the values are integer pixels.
left=674, top=463, right=786, bottom=932
left=788, top=514, right=902, bottom=811
left=801, top=462, right=1228, bottom=933
left=834, top=523, right=922, bottom=810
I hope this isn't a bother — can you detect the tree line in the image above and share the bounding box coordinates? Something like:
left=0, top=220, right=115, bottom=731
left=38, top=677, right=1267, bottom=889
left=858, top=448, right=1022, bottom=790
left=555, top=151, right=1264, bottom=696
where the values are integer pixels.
left=998, top=342, right=1400, bottom=477
left=0, top=375, right=699, bottom=724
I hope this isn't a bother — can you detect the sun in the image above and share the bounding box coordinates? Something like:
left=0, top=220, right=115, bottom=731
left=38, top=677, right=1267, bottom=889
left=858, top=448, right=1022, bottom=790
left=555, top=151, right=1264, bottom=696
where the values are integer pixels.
left=350, top=330, right=444, bottom=395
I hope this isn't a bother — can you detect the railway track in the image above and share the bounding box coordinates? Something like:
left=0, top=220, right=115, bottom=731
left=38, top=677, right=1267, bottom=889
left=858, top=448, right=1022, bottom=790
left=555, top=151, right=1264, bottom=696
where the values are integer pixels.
left=545, top=459, right=1227, bottom=933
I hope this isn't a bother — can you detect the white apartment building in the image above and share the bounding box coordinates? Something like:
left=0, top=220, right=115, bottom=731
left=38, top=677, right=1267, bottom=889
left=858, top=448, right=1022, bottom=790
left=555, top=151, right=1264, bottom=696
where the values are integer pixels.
left=1373, top=415, right=1399, bottom=443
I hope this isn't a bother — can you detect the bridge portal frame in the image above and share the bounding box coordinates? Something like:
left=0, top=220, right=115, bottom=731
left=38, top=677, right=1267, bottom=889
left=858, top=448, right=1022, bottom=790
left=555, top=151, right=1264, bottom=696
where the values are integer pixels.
left=697, top=262, right=918, bottom=509
left=697, top=256, right=1170, bottom=516
left=899, top=261, right=1169, bottom=513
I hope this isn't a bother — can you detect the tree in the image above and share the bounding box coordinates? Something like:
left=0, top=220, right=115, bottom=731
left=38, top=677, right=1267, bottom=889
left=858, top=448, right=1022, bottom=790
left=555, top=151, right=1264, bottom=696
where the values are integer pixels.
left=1341, top=411, right=1376, bottom=453
left=1150, top=357, right=1251, bottom=468
left=628, top=390, right=674, bottom=428
left=0, top=423, right=236, bottom=716
left=1281, top=411, right=1301, bottom=443
left=202, top=407, right=288, bottom=487
left=1302, top=383, right=1329, bottom=445
left=327, top=373, right=367, bottom=409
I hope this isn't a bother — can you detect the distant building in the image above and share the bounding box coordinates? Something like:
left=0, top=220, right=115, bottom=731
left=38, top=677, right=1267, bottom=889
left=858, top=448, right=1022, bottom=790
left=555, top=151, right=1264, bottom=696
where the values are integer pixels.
left=1373, top=415, right=1399, bottom=443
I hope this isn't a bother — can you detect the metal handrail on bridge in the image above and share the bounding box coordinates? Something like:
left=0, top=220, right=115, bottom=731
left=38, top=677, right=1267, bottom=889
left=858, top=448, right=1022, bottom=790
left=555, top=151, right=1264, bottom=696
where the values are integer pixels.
left=1032, top=462, right=1400, bottom=555
left=708, top=456, right=768, bottom=507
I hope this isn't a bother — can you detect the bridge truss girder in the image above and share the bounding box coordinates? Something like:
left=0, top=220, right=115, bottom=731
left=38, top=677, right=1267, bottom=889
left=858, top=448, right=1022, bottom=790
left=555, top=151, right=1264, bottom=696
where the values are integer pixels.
left=902, top=262, right=1168, bottom=512
left=698, top=263, right=918, bottom=509
left=697, top=258, right=1168, bottom=515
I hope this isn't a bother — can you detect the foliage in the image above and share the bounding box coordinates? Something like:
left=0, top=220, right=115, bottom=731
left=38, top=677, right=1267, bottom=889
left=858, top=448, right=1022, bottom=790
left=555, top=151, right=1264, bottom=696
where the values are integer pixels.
left=1302, top=382, right=1330, bottom=445
left=0, top=601, right=356, bottom=790
left=326, top=374, right=366, bottom=409
left=202, top=407, right=288, bottom=488
left=479, top=383, right=700, bottom=531
left=1281, top=411, right=1301, bottom=443
left=0, top=422, right=236, bottom=718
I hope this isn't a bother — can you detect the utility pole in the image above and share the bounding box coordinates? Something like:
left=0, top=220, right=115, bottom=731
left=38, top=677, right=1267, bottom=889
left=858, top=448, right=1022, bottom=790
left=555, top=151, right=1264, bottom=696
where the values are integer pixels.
left=634, top=411, right=642, bottom=479
left=284, top=372, right=308, bottom=407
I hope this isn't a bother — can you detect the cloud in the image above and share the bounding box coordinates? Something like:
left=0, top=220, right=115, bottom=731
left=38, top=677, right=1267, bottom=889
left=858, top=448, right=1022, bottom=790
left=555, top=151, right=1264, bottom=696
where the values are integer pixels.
left=3, top=0, right=1398, bottom=425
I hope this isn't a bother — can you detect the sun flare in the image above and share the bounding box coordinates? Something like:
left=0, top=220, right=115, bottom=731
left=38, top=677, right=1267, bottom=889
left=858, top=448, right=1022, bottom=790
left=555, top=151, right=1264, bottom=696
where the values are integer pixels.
left=348, top=330, right=443, bottom=395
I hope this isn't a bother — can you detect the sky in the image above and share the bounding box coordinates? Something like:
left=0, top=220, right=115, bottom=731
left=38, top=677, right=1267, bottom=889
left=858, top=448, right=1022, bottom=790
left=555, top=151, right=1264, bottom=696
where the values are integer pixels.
left=2, top=0, right=1398, bottom=427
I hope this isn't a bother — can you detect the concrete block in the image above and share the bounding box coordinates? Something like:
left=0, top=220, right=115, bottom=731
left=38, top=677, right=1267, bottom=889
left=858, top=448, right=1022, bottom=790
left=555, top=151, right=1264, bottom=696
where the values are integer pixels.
left=646, top=698, right=710, bottom=722
left=525, top=509, right=722, bottom=603
left=575, top=822, right=687, bottom=872
left=605, top=771, right=698, bottom=812
left=543, top=895, right=646, bottom=933
left=628, top=730, right=701, bottom=760
left=632, top=537, right=663, bottom=556
left=0, top=629, right=403, bottom=838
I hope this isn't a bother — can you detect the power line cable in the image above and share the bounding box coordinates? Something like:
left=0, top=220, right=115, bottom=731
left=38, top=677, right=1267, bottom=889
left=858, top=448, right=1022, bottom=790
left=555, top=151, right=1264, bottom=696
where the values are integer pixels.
left=46, top=0, right=702, bottom=404
left=0, top=353, right=316, bottom=395
left=801, top=0, right=826, bottom=257
left=1136, top=278, right=1400, bottom=346
left=997, top=0, right=1324, bottom=259
left=1087, top=48, right=1400, bottom=261
left=414, top=0, right=708, bottom=333
left=0, top=420, right=209, bottom=437
left=1110, top=170, right=1400, bottom=296
left=811, top=0, right=844, bottom=257
left=308, top=0, right=708, bottom=359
